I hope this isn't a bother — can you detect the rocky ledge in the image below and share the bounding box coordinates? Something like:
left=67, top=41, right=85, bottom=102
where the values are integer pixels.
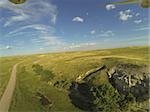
left=108, top=63, right=149, bottom=101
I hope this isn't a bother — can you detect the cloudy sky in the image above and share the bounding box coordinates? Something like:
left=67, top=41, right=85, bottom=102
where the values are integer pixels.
left=0, top=0, right=149, bottom=56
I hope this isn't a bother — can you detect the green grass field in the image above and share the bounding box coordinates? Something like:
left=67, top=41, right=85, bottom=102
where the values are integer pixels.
left=0, top=46, right=149, bottom=112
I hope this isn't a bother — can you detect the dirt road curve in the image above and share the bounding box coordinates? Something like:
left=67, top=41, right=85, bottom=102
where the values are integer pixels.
left=0, top=63, right=19, bottom=112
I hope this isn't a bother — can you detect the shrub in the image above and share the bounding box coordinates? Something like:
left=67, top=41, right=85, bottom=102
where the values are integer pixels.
left=21, top=66, right=26, bottom=73
left=92, top=84, right=128, bottom=112
left=32, top=64, right=43, bottom=75
left=32, top=64, right=54, bottom=82
left=41, top=70, right=54, bottom=82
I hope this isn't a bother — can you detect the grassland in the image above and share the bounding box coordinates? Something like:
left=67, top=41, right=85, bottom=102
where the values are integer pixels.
left=0, top=56, right=23, bottom=99
left=0, top=46, right=149, bottom=112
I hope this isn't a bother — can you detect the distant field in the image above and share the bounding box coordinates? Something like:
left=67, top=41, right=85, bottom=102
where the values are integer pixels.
left=0, top=46, right=149, bottom=112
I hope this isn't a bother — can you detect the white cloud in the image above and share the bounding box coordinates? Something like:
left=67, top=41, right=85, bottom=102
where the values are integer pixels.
left=0, top=45, right=12, bottom=50
left=39, top=48, right=44, bottom=50
left=119, top=9, right=133, bottom=21
left=0, top=0, right=30, bottom=27
left=135, top=13, right=140, bottom=16
left=4, top=14, right=29, bottom=27
left=98, top=30, right=114, bottom=37
left=6, top=23, right=65, bottom=49
left=51, top=14, right=57, bottom=24
left=1, top=0, right=58, bottom=27
left=134, top=27, right=150, bottom=31
left=8, top=24, right=54, bottom=35
left=134, top=20, right=142, bottom=24
left=106, top=4, right=116, bottom=10
left=0, top=0, right=67, bottom=53
left=125, top=9, right=131, bottom=13
left=90, top=30, right=96, bottom=34
left=40, top=36, right=64, bottom=46
left=72, top=16, right=84, bottom=22
left=30, top=1, right=57, bottom=24
left=6, top=45, right=12, bottom=49
left=64, top=42, right=96, bottom=50
left=6, top=23, right=65, bottom=50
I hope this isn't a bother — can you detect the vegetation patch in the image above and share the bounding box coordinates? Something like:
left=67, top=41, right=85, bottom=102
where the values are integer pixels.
left=36, top=92, right=53, bottom=109
left=32, top=64, right=54, bottom=82
left=69, top=81, right=136, bottom=112
left=1, top=46, right=148, bottom=111
left=68, top=62, right=149, bottom=112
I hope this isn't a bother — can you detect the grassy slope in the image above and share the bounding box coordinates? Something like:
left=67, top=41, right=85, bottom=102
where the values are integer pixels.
left=0, top=57, right=23, bottom=99
left=0, top=46, right=149, bottom=112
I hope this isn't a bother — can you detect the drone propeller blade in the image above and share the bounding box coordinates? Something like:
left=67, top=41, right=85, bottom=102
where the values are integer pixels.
left=110, top=0, right=138, bottom=5
left=9, top=0, right=27, bottom=4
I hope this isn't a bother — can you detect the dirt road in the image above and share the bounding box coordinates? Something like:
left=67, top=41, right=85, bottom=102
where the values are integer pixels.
left=0, top=63, right=19, bottom=112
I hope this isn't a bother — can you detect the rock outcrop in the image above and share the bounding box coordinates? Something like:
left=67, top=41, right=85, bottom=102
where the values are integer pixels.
left=108, top=64, right=149, bottom=101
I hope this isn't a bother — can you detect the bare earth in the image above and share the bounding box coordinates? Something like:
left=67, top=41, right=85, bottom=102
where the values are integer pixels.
left=0, top=63, right=19, bottom=112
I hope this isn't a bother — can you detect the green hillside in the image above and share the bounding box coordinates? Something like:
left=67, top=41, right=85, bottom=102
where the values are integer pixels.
left=0, top=46, right=149, bottom=112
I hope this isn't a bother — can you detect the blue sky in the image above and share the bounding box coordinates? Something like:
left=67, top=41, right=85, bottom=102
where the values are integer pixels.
left=0, top=0, right=149, bottom=56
